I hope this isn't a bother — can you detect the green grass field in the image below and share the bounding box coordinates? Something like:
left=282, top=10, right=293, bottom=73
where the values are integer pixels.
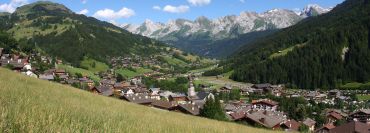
left=115, top=67, right=153, bottom=78
left=269, top=43, right=306, bottom=59
left=0, top=68, right=275, bottom=132
left=341, top=82, right=370, bottom=89
left=161, top=55, right=188, bottom=66
left=56, top=64, right=100, bottom=81
left=356, top=94, right=370, bottom=101
left=80, top=57, right=109, bottom=73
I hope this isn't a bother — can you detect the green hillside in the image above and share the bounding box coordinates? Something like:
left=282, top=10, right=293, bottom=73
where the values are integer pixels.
left=0, top=68, right=275, bottom=132
left=228, top=0, right=370, bottom=89
left=0, top=1, right=166, bottom=66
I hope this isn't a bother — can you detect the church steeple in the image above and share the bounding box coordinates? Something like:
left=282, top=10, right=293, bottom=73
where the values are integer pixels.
left=188, top=81, right=196, bottom=97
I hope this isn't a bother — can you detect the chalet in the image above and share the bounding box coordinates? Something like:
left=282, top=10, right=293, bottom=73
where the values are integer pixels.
left=149, top=88, right=161, bottom=100
left=281, top=119, right=301, bottom=131
left=0, top=58, right=28, bottom=71
left=315, top=124, right=335, bottom=133
left=326, top=111, right=344, bottom=124
left=79, top=78, right=95, bottom=87
left=303, top=118, right=317, bottom=132
left=229, top=111, right=246, bottom=121
left=91, top=86, right=114, bottom=96
left=329, top=121, right=370, bottom=133
left=245, top=110, right=285, bottom=130
left=54, top=69, right=66, bottom=76
left=252, top=83, right=272, bottom=92
left=225, top=104, right=238, bottom=112
left=240, top=87, right=254, bottom=95
left=177, top=103, right=201, bottom=116
left=328, top=89, right=341, bottom=98
left=219, top=85, right=232, bottom=93
left=113, top=82, right=130, bottom=90
left=251, top=99, right=279, bottom=111
left=348, top=109, right=370, bottom=123
left=121, top=88, right=135, bottom=95
left=271, top=85, right=283, bottom=97
left=169, top=94, right=187, bottom=103
left=100, top=79, right=115, bottom=87
left=132, top=86, right=148, bottom=94
left=121, top=94, right=153, bottom=105
left=151, top=100, right=177, bottom=111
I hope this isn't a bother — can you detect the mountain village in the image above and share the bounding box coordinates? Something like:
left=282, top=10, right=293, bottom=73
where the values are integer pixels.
left=2, top=47, right=370, bottom=132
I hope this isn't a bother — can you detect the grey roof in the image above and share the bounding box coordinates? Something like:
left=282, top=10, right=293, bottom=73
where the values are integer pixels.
left=100, top=79, right=115, bottom=85
left=189, top=91, right=212, bottom=101
left=225, top=104, right=237, bottom=111
left=303, top=118, right=316, bottom=127
left=246, top=111, right=285, bottom=128
left=95, top=86, right=114, bottom=96
left=170, top=93, right=186, bottom=98
left=178, top=103, right=200, bottom=115
left=39, top=74, right=54, bottom=80
left=253, top=83, right=272, bottom=89
left=122, top=94, right=153, bottom=104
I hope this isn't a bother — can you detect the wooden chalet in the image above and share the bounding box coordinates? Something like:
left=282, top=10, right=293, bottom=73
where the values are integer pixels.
left=348, top=109, right=370, bottom=123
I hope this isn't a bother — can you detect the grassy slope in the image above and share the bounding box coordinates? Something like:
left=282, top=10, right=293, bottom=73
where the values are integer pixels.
left=341, top=82, right=370, bottom=89
left=80, top=57, right=109, bottom=73
left=164, top=56, right=188, bottom=66
left=356, top=94, right=370, bottom=101
left=269, top=43, right=306, bottom=59
left=115, top=68, right=153, bottom=78
left=56, top=64, right=100, bottom=81
left=0, top=68, right=275, bottom=132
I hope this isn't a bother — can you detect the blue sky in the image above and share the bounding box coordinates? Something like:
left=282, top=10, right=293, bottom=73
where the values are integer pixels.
left=0, top=0, right=344, bottom=24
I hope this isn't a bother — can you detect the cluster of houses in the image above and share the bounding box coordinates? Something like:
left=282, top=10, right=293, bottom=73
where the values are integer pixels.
left=2, top=47, right=370, bottom=132
left=119, top=80, right=215, bottom=116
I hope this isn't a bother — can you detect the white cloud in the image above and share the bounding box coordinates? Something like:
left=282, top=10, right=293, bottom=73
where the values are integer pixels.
left=0, top=3, right=15, bottom=13
left=93, top=7, right=135, bottom=20
left=152, top=6, right=161, bottom=10
left=163, top=5, right=189, bottom=13
left=0, top=0, right=28, bottom=13
left=81, top=0, right=87, bottom=4
left=187, top=0, right=211, bottom=6
left=77, top=9, right=89, bottom=15
left=240, top=0, right=245, bottom=3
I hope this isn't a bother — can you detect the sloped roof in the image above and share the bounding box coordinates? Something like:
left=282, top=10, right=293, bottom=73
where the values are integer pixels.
left=246, top=111, right=285, bottom=128
left=178, top=103, right=200, bottom=116
left=252, top=99, right=279, bottom=106
left=95, top=86, right=114, bottom=96
left=229, top=112, right=246, bottom=120
left=328, top=112, right=343, bottom=120
left=329, top=121, right=370, bottom=133
left=303, top=118, right=316, bottom=127
left=122, top=94, right=153, bottom=104
left=151, top=100, right=177, bottom=109
left=282, top=119, right=301, bottom=131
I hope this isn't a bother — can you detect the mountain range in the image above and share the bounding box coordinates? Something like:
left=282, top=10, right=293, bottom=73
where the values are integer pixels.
left=0, top=1, right=167, bottom=66
left=123, top=4, right=332, bottom=58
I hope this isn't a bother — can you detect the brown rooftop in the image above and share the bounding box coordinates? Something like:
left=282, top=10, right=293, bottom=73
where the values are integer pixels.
left=329, top=121, right=370, bottom=133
